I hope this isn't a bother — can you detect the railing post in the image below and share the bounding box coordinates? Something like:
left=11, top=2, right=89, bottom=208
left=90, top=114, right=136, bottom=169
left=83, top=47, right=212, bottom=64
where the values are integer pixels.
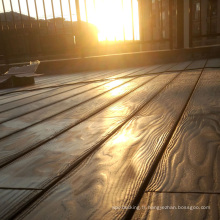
left=169, top=0, right=173, bottom=49
left=138, top=0, right=152, bottom=49
left=176, top=0, right=184, bottom=49
left=75, top=0, right=83, bottom=57
left=183, top=0, right=191, bottom=48
left=0, top=16, right=8, bottom=65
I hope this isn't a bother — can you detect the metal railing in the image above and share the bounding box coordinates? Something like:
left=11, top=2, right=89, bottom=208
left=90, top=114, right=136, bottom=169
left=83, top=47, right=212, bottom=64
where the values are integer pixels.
left=190, top=0, right=220, bottom=47
left=0, top=0, right=174, bottom=61
left=0, top=0, right=220, bottom=63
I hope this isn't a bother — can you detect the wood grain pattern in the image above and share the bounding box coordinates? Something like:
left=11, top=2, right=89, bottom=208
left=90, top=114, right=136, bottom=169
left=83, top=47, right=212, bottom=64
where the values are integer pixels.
left=144, top=67, right=220, bottom=194
left=132, top=192, right=220, bottom=220
left=186, top=59, right=207, bottom=70
left=0, top=189, right=41, bottom=220
left=0, top=78, right=132, bottom=138
left=17, top=71, right=200, bottom=220
left=0, top=67, right=149, bottom=121
left=0, top=67, right=133, bottom=106
left=128, top=65, right=161, bottom=76
left=0, top=68, right=123, bottom=95
left=149, top=63, right=178, bottom=74
left=0, top=88, right=53, bottom=105
left=186, top=68, right=220, bottom=115
left=0, top=83, right=87, bottom=113
left=206, top=58, right=220, bottom=68
left=0, top=73, right=177, bottom=187
left=147, top=114, right=220, bottom=193
left=0, top=81, right=107, bottom=118
left=168, top=61, right=192, bottom=71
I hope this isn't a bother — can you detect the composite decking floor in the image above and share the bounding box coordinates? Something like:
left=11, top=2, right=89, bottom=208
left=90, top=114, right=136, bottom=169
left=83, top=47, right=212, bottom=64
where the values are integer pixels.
left=0, top=58, right=220, bottom=220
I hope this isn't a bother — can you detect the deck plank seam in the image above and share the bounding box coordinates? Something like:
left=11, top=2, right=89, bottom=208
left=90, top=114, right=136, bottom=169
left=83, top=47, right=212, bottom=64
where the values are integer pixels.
left=0, top=67, right=138, bottom=96
left=124, top=60, right=207, bottom=220
left=0, top=67, right=150, bottom=108
left=0, top=74, right=162, bottom=168
left=10, top=70, right=187, bottom=219
left=0, top=77, right=138, bottom=138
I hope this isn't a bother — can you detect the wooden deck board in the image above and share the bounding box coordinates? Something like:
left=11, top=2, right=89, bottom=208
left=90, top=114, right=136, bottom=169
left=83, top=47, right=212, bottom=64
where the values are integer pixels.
left=149, top=63, right=178, bottom=73
left=0, top=83, right=87, bottom=113
left=168, top=61, right=192, bottom=71
left=0, top=189, right=41, bottom=220
left=0, top=68, right=123, bottom=95
left=143, top=68, right=220, bottom=194
left=0, top=88, right=53, bottom=104
left=0, top=73, right=177, bottom=187
left=132, top=192, right=220, bottom=220
left=0, top=68, right=134, bottom=105
left=0, top=81, right=109, bottom=119
left=16, top=70, right=200, bottom=220
left=186, top=59, right=207, bottom=70
left=206, top=58, right=220, bottom=68
left=0, top=62, right=219, bottom=220
left=0, top=73, right=172, bottom=168
left=0, top=78, right=133, bottom=138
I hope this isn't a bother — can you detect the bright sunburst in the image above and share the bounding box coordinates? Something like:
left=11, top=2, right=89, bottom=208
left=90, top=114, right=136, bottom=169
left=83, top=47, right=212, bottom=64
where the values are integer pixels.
left=1, top=0, right=140, bottom=42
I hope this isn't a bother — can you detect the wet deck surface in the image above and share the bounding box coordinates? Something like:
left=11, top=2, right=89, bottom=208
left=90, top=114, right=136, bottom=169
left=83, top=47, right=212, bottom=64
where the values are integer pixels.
left=0, top=58, right=220, bottom=220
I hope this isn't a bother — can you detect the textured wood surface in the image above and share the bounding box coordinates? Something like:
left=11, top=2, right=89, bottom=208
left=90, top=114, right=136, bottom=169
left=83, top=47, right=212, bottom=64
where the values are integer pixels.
left=0, top=67, right=139, bottom=110
left=0, top=67, right=127, bottom=95
left=132, top=192, right=220, bottom=220
left=149, top=63, right=178, bottom=73
left=168, top=61, right=192, bottom=71
left=129, top=65, right=161, bottom=76
left=0, top=189, right=41, bottom=220
left=186, top=59, right=207, bottom=70
left=0, top=81, right=109, bottom=120
left=0, top=88, right=53, bottom=104
left=0, top=73, right=176, bottom=181
left=0, top=78, right=133, bottom=138
left=0, top=83, right=100, bottom=113
left=18, top=70, right=200, bottom=220
left=0, top=62, right=219, bottom=220
left=146, top=68, right=220, bottom=193
left=206, top=58, right=220, bottom=68
left=186, top=68, right=220, bottom=115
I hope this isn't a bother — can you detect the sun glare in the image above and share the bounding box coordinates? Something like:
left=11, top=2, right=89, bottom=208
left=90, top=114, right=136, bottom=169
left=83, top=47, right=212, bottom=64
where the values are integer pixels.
left=80, top=0, right=140, bottom=41
left=2, top=0, right=140, bottom=42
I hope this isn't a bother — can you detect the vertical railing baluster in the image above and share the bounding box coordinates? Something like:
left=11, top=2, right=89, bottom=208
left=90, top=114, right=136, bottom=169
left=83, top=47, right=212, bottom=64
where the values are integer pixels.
left=121, top=0, right=125, bottom=42
left=209, top=1, right=211, bottom=34
left=42, top=0, right=49, bottom=33
left=68, top=0, right=74, bottom=37
left=26, top=0, right=32, bottom=28
left=18, top=0, right=27, bottom=56
left=200, top=0, right=202, bottom=36
left=150, top=0, right=153, bottom=41
left=1, top=0, right=8, bottom=30
left=59, top=0, right=65, bottom=31
left=0, top=7, right=8, bottom=64
left=0, top=8, right=3, bottom=31
left=169, top=0, right=173, bottom=49
left=9, top=0, right=16, bottom=30
left=51, top=0, right=57, bottom=32
left=33, top=0, right=40, bottom=29
left=131, top=0, right=135, bottom=41
left=18, top=0, right=24, bottom=29
left=189, top=0, right=193, bottom=47
left=33, top=0, right=42, bottom=56
left=75, top=0, right=82, bottom=56
left=160, top=0, right=163, bottom=40
left=84, top=0, right=88, bottom=22
left=25, top=0, right=33, bottom=57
